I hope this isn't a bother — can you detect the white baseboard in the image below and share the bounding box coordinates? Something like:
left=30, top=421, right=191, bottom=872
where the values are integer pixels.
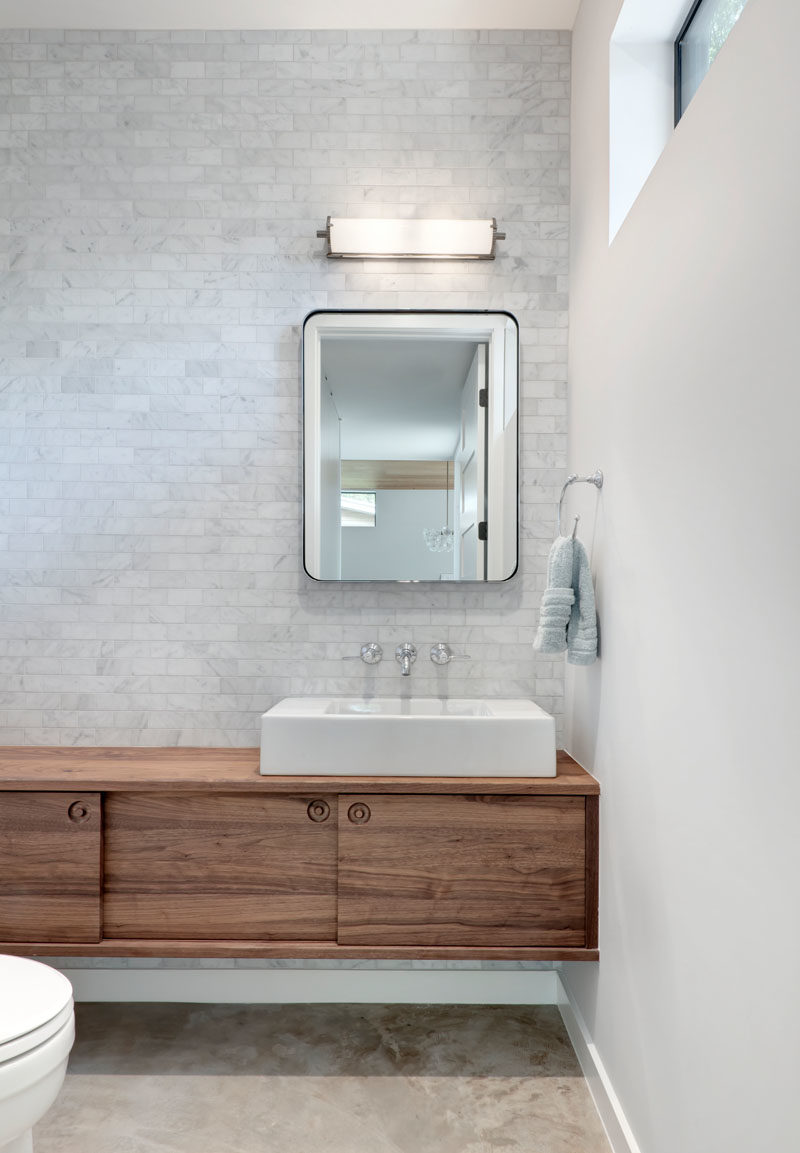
left=53, top=966, right=559, bottom=1006
left=556, top=975, right=642, bottom=1153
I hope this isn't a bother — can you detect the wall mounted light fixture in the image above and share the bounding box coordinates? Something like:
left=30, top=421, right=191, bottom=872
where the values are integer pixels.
left=316, top=217, right=506, bottom=260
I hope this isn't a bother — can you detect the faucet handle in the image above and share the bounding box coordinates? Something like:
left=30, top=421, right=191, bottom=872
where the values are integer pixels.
left=342, top=642, right=383, bottom=665
left=429, top=642, right=471, bottom=665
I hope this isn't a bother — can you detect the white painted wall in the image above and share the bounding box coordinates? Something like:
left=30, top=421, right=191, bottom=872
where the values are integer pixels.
left=47, top=964, right=560, bottom=1005
left=565, top=1, right=800, bottom=1151
left=341, top=489, right=453, bottom=581
left=608, top=38, right=673, bottom=240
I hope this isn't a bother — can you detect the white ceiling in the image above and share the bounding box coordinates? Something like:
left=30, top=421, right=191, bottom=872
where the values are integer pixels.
left=0, top=1, right=581, bottom=30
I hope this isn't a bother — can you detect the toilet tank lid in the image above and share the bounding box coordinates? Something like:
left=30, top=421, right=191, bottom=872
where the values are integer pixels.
left=0, top=955, right=73, bottom=1044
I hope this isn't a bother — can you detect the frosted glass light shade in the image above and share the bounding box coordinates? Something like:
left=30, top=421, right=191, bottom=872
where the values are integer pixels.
left=319, top=217, right=504, bottom=260
left=423, top=526, right=454, bottom=553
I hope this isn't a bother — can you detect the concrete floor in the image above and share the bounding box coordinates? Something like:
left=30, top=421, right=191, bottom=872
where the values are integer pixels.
left=35, top=1003, right=612, bottom=1153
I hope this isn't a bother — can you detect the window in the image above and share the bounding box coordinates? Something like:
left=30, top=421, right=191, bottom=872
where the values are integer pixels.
left=675, top=0, right=748, bottom=122
left=341, top=491, right=376, bottom=528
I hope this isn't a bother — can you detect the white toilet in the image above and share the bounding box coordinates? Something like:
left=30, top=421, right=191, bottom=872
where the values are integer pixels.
left=0, top=956, right=75, bottom=1153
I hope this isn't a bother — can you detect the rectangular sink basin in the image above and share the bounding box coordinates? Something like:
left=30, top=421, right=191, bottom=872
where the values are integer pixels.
left=260, top=697, right=556, bottom=777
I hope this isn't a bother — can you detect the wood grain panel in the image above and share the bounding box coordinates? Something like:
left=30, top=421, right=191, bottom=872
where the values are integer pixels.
left=104, top=793, right=336, bottom=941
left=0, top=747, right=599, bottom=795
left=338, top=794, right=586, bottom=948
left=0, top=792, right=101, bottom=943
left=585, top=794, right=599, bottom=950
left=0, top=940, right=599, bottom=961
left=341, top=460, right=453, bottom=490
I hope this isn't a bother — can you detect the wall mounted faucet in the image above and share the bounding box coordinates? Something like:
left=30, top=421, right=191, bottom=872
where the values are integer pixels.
left=395, top=642, right=417, bottom=677
left=344, top=641, right=470, bottom=674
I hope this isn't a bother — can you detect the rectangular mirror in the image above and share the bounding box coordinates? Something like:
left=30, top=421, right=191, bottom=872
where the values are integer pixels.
left=303, top=310, right=518, bottom=583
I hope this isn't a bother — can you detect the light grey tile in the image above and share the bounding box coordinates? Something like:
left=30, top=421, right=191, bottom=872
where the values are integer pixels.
left=34, top=1003, right=611, bottom=1153
left=0, top=28, right=570, bottom=768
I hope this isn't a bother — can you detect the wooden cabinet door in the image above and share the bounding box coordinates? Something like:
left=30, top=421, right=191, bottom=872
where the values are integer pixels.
left=0, top=791, right=101, bottom=943
left=338, top=794, right=587, bottom=948
left=103, top=793, right=337, bottom=941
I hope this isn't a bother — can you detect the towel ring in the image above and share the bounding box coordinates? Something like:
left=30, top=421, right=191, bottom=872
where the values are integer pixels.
left=557, top=470, right=603, bottom=538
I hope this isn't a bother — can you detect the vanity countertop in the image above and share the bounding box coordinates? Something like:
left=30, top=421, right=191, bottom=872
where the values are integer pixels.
left=0, top=747, right=598, bottom=795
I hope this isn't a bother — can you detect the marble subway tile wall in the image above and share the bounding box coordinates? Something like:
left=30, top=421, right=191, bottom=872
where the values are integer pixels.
left=0, top=28, right=570, bottom=748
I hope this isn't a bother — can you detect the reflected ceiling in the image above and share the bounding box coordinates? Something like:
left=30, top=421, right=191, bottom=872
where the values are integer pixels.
left=322, top=338, right=478, bottom=460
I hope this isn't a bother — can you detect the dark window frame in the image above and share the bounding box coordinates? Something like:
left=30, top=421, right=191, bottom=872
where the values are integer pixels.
left=675, top=0, right=748, bottom=124
left=674, top=0, right=706, bottom=125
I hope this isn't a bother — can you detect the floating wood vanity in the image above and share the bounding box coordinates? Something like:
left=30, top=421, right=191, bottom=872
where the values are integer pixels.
left=0, top=748, right=599, bottom=961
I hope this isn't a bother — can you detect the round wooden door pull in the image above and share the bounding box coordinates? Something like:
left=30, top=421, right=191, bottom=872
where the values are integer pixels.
left=307, top=800, right=330, bottom=823
left=347, top=803, right=371, bottom=825
left=67, top=801, right=91, bottom=824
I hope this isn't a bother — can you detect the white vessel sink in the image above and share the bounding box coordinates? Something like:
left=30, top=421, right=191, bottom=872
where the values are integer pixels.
left=260, top=697, right=556, bottom=777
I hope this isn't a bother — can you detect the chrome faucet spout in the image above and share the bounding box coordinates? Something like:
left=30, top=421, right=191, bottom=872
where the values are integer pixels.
left=394, top=642, right=417, bottom=677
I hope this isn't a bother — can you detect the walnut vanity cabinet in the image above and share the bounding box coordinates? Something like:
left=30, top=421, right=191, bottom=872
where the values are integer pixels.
left=0, top=791, right=101, bottom=943
left=103, top=793, right=338, bottom=941
left=0, top=748, right=598, bottom=960
left=338, top=794, right=588, bottom=948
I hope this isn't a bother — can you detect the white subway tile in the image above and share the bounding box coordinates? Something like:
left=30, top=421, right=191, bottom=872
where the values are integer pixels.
left=1, top=29, right=569, bottom=748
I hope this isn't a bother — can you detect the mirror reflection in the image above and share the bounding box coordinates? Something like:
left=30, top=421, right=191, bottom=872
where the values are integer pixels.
left=303, top=311, right=518, bottom=582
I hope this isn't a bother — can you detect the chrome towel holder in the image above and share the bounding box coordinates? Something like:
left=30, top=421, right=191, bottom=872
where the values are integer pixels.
left=557, top=470, right=604, bottom=538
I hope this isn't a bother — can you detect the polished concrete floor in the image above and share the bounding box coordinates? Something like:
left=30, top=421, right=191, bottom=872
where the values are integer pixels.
left=36, top=1004, right=611, bottom=1153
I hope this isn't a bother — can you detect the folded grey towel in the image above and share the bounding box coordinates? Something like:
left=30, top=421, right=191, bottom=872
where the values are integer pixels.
left=567, top=538, right=598, bottom=665
left=533, top=536, right=575, bottom=654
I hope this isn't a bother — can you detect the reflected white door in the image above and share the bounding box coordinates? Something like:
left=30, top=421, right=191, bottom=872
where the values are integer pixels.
left=455, top=346, right=487, bottom=579
left=319, top=387, right=342, bottom=578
